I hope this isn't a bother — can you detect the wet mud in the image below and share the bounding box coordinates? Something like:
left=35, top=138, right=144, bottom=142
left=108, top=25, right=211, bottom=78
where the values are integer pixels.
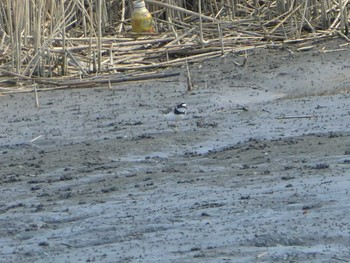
left=1, top=38, right=350, bottom=262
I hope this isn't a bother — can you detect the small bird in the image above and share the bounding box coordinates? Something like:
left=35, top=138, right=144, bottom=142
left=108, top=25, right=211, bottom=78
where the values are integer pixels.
left=161, top=102, right=187, bottom=122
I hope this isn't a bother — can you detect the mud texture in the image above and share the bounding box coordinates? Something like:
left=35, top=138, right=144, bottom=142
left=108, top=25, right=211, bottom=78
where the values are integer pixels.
left=1, top=38, right=350, bottom=262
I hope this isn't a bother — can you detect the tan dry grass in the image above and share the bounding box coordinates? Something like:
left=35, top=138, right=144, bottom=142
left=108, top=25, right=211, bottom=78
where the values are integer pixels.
left=0, top=0, right=348, bottom=91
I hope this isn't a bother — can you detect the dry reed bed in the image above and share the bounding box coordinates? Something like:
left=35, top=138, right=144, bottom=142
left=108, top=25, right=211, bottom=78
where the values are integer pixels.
left=0, top=0, right=349, bottom=92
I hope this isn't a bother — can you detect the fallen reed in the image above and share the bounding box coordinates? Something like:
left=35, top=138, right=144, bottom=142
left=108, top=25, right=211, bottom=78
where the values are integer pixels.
left=0, top=0, right=348, bottom=91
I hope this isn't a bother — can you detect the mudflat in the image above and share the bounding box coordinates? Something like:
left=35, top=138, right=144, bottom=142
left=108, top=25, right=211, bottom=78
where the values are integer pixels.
left=1, top=38, right=350, bottom=262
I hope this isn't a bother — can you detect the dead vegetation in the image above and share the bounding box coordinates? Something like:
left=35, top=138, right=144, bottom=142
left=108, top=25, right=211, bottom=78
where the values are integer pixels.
left=0, top=0, right=349, bottom=92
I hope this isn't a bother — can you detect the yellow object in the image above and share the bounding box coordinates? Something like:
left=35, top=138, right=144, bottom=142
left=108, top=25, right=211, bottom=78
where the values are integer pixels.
left=131, top=0, right=154, bottom=33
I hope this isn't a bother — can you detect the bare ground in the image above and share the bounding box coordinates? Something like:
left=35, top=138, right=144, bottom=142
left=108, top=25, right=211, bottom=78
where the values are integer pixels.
left=1, top=38, right=350, bottom=262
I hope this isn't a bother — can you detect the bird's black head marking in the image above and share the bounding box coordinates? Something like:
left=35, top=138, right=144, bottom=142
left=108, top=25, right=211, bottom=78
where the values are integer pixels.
left=174, top=103, right=187, bottom=115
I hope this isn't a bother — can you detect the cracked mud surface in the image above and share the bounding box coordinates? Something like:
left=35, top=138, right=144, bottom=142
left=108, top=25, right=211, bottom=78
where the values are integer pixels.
left=1, top=38, right=350, bottom=262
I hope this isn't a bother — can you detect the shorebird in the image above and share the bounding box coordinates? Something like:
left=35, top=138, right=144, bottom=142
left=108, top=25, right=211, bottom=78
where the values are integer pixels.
left=161, top=103, right=187, bottom=122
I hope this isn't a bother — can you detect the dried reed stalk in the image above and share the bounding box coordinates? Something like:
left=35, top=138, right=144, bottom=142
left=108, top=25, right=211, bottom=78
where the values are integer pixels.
left=0, top=0, right=348, bottom=90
